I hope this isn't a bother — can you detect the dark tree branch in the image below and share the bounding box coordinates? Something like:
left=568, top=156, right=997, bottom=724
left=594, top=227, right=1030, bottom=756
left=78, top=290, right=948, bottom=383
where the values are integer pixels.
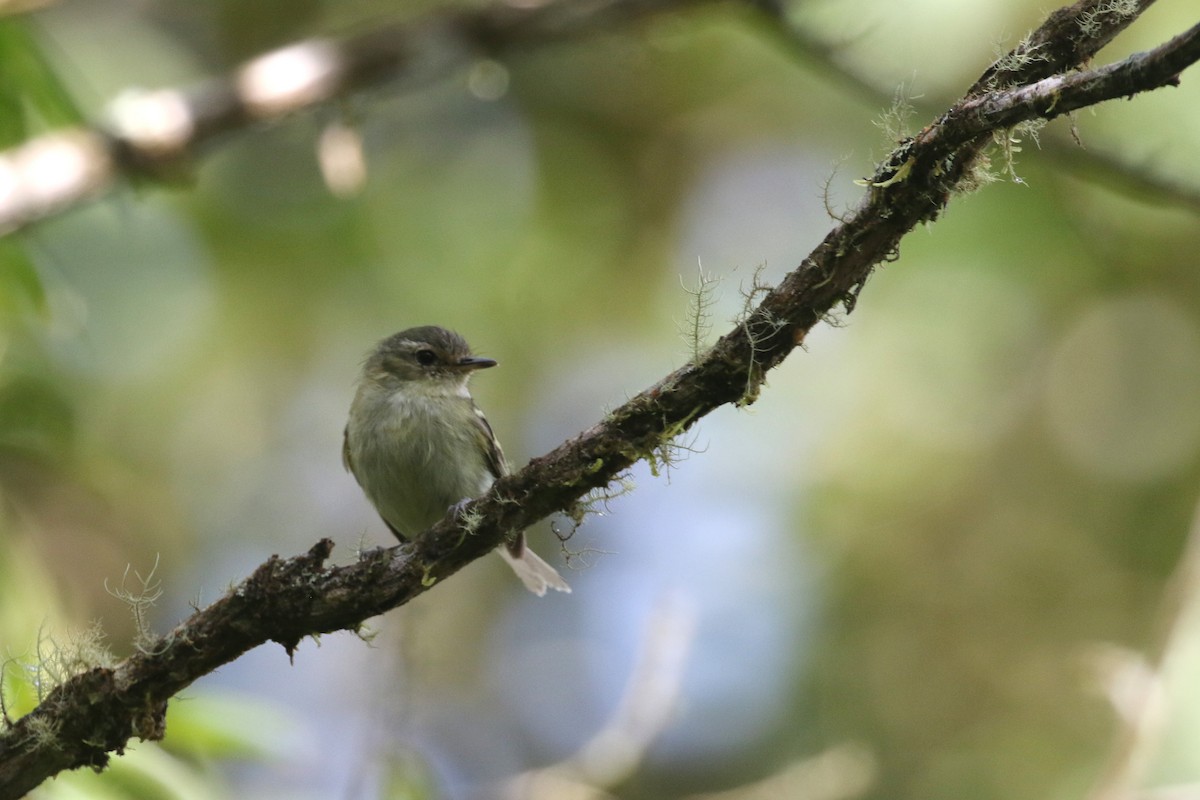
left=946, top=22, right=1200, bottom=140
left=751, top=3, right=1200, bottom=213
left=1, top=0, right=1198, bottom=796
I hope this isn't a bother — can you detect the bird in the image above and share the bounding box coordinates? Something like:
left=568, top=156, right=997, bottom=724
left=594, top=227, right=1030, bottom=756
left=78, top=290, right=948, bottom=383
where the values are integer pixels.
left=343, top=325, right=570, bottom=596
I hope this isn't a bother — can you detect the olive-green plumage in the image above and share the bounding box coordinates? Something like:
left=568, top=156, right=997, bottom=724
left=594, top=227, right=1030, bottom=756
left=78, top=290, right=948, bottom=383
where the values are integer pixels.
left=344, top=326, right=569, bottom=595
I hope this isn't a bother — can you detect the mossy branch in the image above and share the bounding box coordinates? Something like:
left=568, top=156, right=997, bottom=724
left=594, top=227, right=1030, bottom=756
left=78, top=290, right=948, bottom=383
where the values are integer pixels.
left=1, top=0, right=1199, bottom=797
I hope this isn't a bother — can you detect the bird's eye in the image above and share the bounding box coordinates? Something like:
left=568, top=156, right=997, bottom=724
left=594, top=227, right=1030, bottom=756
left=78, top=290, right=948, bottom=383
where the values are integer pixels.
left=415, top=349, right=438, bottom=366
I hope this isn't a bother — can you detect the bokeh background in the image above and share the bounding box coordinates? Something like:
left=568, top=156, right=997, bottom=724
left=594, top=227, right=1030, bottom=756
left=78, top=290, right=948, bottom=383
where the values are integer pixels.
left=3, top=0, right=1200, bottom=798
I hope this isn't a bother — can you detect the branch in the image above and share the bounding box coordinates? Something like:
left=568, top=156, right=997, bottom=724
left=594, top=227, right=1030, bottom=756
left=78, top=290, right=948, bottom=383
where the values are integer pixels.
left=752, top=4, right=1200, bottom=213
left=0, top=0, right=713, bottom=235
left=946, top=22, right=1200, bottom=140
left=1, top=0, right=1198, bottom=796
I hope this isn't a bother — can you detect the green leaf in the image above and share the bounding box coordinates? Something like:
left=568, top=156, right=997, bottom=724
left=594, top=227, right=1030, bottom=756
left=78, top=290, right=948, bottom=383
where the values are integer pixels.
left=0, top=373, right=74, bottom=461
left=0, top=18, right=85, bottom=140
left=0, top=73, right=25, bottom=147
left=0, top=238, right=47, bottom=317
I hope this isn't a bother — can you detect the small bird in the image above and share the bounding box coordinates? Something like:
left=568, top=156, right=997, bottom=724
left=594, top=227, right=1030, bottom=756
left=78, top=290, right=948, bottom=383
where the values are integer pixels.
left=343, top=326, right=570, bottom=596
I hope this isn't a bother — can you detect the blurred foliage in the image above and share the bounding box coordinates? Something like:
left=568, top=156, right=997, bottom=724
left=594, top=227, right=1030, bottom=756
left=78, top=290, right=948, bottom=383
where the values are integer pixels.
left=1, top=1, right=1200, bottom=799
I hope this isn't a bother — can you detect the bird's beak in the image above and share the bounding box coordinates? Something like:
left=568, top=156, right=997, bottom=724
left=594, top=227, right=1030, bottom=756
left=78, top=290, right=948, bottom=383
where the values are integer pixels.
left=457, top=356, right=497, bottom=371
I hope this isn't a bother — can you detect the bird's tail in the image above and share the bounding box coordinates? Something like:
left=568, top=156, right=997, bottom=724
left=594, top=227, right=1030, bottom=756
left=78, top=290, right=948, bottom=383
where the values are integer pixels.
left=498, top=536, right=571, bottom=596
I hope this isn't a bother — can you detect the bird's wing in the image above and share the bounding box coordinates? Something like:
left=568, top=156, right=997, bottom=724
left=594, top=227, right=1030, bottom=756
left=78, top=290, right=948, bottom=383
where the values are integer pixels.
left=471, top=401, right=508, bottom=480
left=342, top=424, right=356, bottom=476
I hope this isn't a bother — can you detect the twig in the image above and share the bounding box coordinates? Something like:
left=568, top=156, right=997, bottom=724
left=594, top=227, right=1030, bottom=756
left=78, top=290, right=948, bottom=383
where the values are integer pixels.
left=502, top=593, right=697, bottom=798
left=751, top=3, right=1200, bottom=213
left=0, top=0, right=712, bottom=235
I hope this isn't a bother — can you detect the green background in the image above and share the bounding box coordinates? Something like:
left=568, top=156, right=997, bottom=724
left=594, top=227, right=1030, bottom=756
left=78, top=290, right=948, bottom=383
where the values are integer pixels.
left=2, top=1, right=1200, bottom=798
